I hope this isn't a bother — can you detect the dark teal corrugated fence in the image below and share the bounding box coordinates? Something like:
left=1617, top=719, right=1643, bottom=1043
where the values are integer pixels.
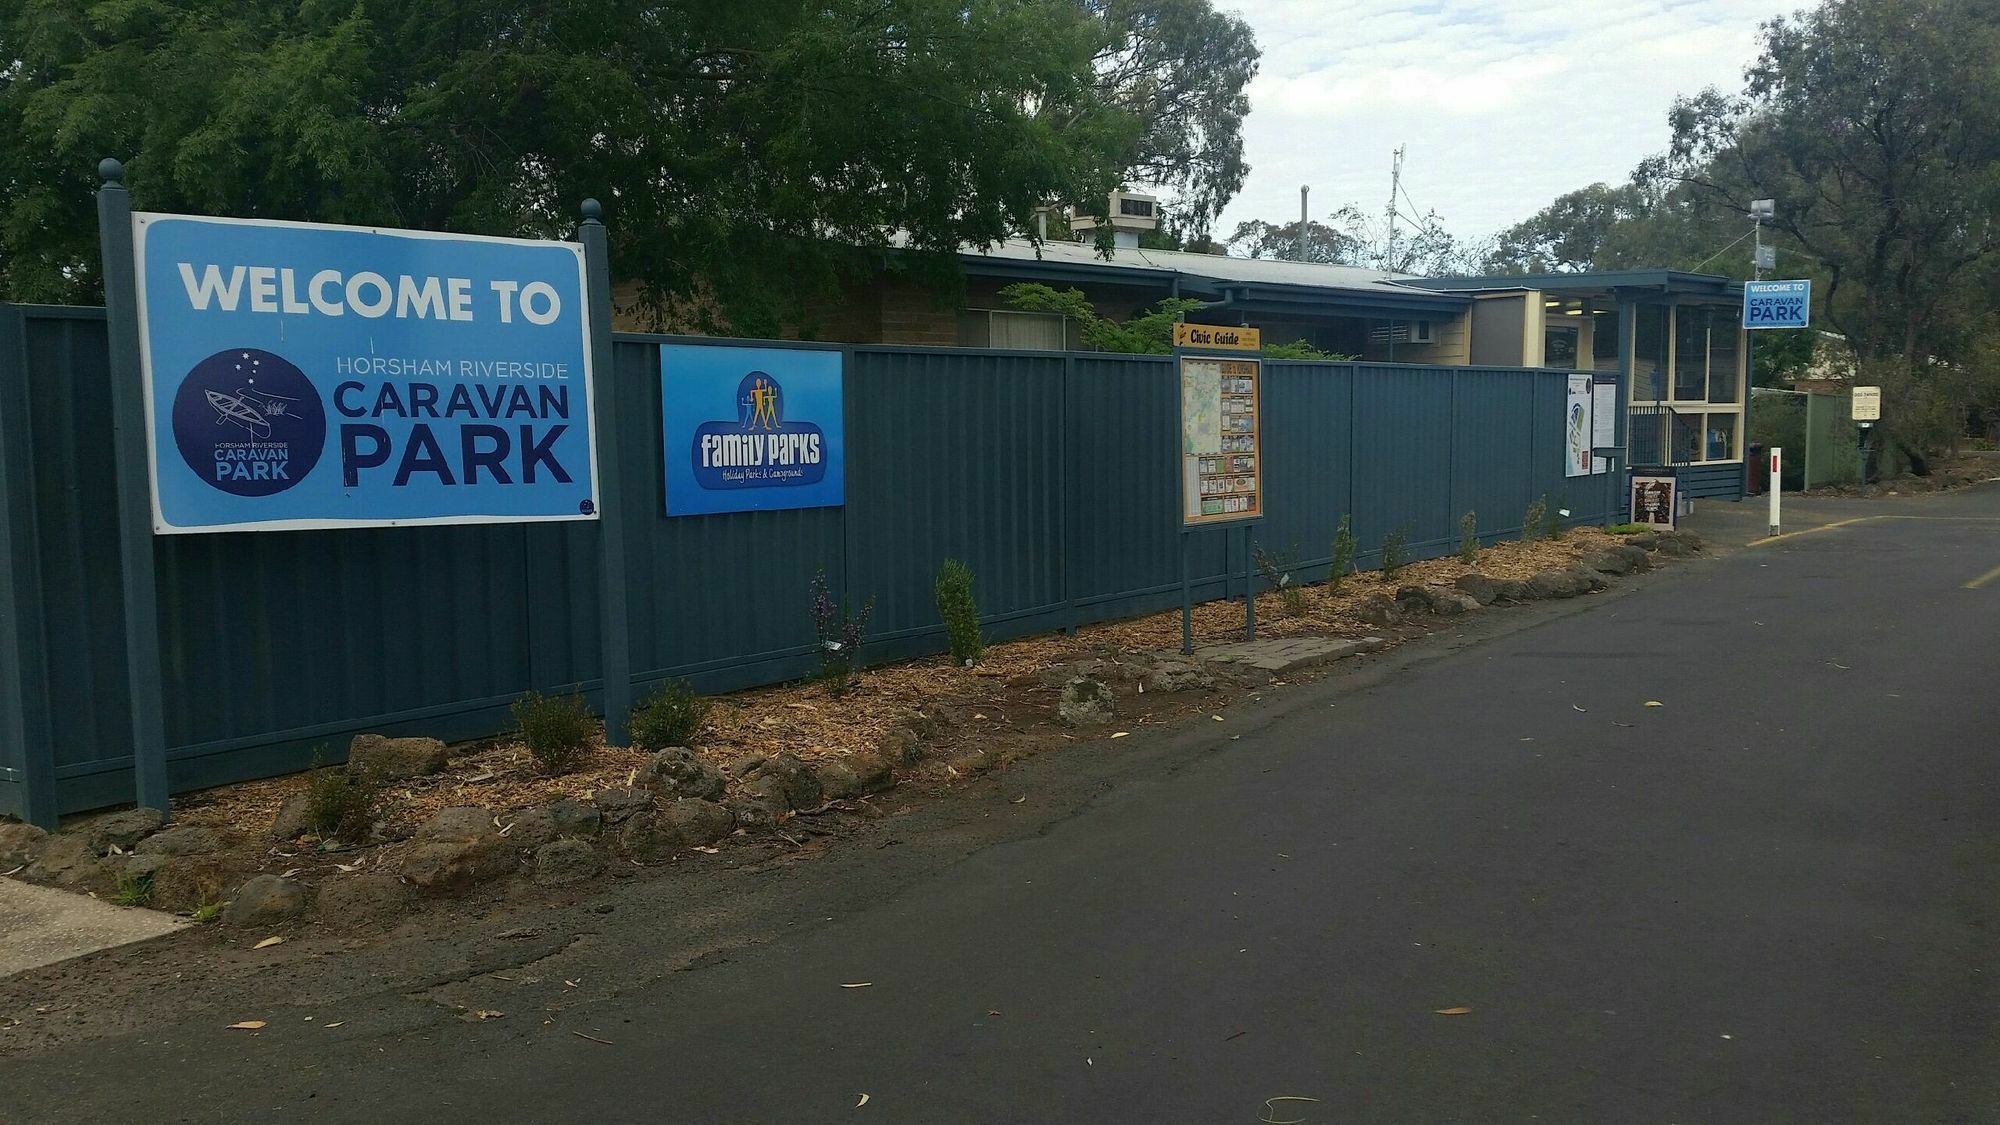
left=0, top=306, right=1622, bottom=820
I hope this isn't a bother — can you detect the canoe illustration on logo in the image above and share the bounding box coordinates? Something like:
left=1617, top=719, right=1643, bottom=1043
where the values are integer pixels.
left=171, top=349, right=327, bottom=498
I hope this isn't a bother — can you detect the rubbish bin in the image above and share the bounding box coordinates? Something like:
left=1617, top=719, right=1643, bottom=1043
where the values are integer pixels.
left=1747, top=442, right=1767, bottom=495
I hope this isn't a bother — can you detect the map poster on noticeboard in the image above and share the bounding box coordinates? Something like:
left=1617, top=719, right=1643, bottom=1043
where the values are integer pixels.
left=1179, top=351, right=1262, bottom=526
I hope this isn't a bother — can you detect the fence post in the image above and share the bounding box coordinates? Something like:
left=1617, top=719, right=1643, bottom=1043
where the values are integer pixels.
left=579, top=200, right=632, bottom=744
left=0, top=307, right=58, bottom=829
left=95, top=160, right=172, bottom=817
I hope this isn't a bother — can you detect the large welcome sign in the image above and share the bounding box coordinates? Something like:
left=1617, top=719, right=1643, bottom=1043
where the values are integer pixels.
left=660, top=344, right=844, bottom=515
left=134, top=214, right=598, bottom=533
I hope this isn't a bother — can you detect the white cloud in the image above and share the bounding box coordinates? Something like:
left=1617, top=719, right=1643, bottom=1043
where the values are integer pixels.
left=1209, top=0, right=1794, bottom=241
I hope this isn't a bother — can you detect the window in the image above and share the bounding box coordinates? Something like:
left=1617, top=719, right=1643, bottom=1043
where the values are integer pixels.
left=1118, top=197, right=1157, bottom=218
left=1706, top=413, right=1738, bottom=461
left=1544, top=323, right=1579, bottom=370
left=957, top=309, right=1069, bottom=351
left=1672, top=412, right=1703, bottom=464
left=1592, top=310, right=1620, bottom=371
left=1708, top=322, right=1740, bottom=403
left=1633, top=306, right=1668, bottom=401
left=1674, top=307, right=1709, bottom=401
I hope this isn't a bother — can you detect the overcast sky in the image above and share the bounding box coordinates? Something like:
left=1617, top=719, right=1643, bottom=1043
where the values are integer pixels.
left=1213, top=0, right=1796, bottom=242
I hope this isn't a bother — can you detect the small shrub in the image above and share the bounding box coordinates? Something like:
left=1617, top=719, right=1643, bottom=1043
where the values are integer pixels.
left=1457, top=510, right=1479, bottom=565
left=512, top=690, right=595, bottom=776
left=810, top=569, right=875, bottom=696
left=189, top=901, right=224, bottom=925
left=1253, top=543, right=1309, bottom=616
left=629, top=679, right=710, bottom=750
left=306, top=754, right=383, bottom=842
left=1328, top=515, right=1356, bottom=590
left=112, top=871, right=154, bottom=908
left=933, top=559, right=984, bottom=667
left=1605, top=522, right=1651, bottom=535
left=1523, top=495, right=1548, bottom=542
left=1380, top=527, right=1410, bottom=577
left=1543, top=498, right=1568, bottom=541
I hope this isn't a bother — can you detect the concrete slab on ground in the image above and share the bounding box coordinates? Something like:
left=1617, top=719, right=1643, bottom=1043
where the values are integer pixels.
left=1195, top=634, right=1384, bottom=674
left=0, top=877, right=185, bottom=979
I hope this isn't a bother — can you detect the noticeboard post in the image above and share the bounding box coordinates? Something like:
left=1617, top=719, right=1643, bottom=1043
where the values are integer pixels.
left=1173, top=322, right=1263, bottom=653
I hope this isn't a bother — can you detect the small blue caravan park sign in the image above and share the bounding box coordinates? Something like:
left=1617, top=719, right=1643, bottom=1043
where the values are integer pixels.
left=135, top=213, right=599, bottom=533
left=659, top=344, right=845, bottom=516
left=1742, top=279, right=1811, bottom=329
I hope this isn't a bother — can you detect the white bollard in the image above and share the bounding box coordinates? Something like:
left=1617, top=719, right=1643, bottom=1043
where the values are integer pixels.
left=1768, top=447, right=1782, bottom=536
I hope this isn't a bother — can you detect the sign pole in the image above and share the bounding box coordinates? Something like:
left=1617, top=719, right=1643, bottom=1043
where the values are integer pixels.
left=96, top=159, right=172, bottom=816
left=1858, top=422, right=1873, bottom=498
left=579, top=200, right=632, bottom=745
left=1241, top=525, right=1256, bottom=641
left=1179, top=531, right=1194, bottom=656
left=1767, top=447, right=1782, bottom=537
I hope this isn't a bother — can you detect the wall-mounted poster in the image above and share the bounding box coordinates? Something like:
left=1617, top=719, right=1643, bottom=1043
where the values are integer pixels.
left=1565, top=372, right=1593, bottom=478
left=134, top=213, right=598, bottom=533
left=659, top=344, right=844, bottom=515
left=1630, top=474, right=1677, bottom=529
left=1180, top=354, right=1261, bottom=524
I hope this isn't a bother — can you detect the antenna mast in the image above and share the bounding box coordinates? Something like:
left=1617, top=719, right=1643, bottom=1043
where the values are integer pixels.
left=1384, top=145, right=1405, bottom=271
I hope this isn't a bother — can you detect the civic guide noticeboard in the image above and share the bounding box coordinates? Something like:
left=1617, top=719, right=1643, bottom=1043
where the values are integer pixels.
left=134, top=213, right=598, bottom=534
left=1180, top=354, right=1262, bottom=524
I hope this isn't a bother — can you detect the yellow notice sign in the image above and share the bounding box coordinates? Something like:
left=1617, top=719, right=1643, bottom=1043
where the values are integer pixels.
left=1173, top=323, right=1262, bottom=352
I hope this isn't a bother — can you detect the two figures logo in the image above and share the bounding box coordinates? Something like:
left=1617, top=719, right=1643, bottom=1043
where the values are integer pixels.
left=171, top=349, right=326, bottom=497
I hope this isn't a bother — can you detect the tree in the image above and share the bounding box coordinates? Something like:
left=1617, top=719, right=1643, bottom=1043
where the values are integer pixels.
left=0, top=0, right=1258, bottom=334
left=1648, top=0, right=2000, bottom=462
left=998, top=282, right=1346, bottom=357
left=1224, top=206, right=1367, bottom=263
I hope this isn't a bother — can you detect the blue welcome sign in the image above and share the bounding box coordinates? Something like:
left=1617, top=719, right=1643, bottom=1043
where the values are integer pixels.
left=1743, top=279, right=1811, bottom=329
left=660, top=344, right=844, bottom=515
left=135, top=213, right=598, bottom=533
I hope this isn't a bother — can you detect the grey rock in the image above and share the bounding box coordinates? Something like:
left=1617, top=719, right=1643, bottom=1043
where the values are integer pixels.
left=533, top=839, right=605, bottom=886
left=26, top=836, right=104, bottom=885
left=316, top=875, right=417, bottom=928
left=120, top=853, right=175, bottom=882
left=223, top=875, right=309, bottom=927
left=1527, top=569, right=1587, bottom=599
left=417, top=806, right=495, bottom=842
left=401, top=836, right=516, bottom=890
left=347, top=734, right=449, bottom=782
left=1428, top=589, right=1483, bottom=616
left=78, top=808, right=167, bottom=854
left=591, top=788, right=654, bottom=825
left=1493, top=578, right=1533, bottom=602
left=270, top=795, right=315, bottom=841
left=1057, top=677, right=1116, bottom=727
left=1582, top=549, right=1634, bottom=576
left=1654, top=533, right=1699, bottom=558
left=725, top=797, right=779, bottom=831
left=617, top=800, right=736, bottom=861
left=545, top=798, right=603, bottom=838
left=134, top=825, right=228, bottom=857
left=742, top=754, right=822, bottom=811
left=1393, top=584, right=1436, bottom=613
left=724, top=754, right=768, bottom=778
left=1567, top=566, right=1609, bottom=592
left=1611, top=544, right=1652, bottom=572
left=874, top=724, right=926, bottom=767
left=0, top=821, right=49, bottom=869
left=1452, top=574, right=1501, bottom=605
left=1624, top=531, right=1660, bottom=549
left=1143, top=659, right=1214, bottom=694
left=906, top=702, right=964, bottom=741
left=814, top=754, right=895, bottom=800
left=1353, top=594, right=1403, bottom=627
left=502, top=806, right=561, bottom=849
left=644, top=747, right=727, bottom=802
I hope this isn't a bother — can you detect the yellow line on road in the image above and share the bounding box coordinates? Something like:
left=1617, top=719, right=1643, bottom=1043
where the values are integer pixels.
left=1965, top=564, right=2000, bottom=590
left=1748, top=516, right=1880, bottom=547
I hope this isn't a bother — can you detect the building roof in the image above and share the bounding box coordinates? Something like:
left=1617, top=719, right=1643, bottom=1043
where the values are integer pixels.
left=1407, top=269, right=1746, bottom=300
left=956, top=238, right=1470, bottom=318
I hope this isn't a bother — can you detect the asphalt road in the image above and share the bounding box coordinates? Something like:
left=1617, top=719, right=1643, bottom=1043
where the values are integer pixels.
left=10, top=487, right=2000, bottom=1123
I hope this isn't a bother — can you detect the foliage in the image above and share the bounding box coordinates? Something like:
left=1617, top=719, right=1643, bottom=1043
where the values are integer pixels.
left=1001, top=283, right=1204, bottom=353
left=1261, top=339, right=1355, bottom=361
left=0, top=0, right=1259, bottom=325
left=112, top=870, right=154, bottom=908
left=628, top=680, right=710, bottom=751
left=511, top=691, right=595, bottom=776
left=188, top=901, right=224, bottom=925
left=1542, top=498, right=1567, bottom=541
left=1523, top=495, right=1548, bottom=542
left=1328, top=515, right=1356, bottom=589
left=1252, top=542, right=1308, bottom=616
left=810, top=569, right=875, bottom=695
left=933, top=559, right=985, bottom=667
left=1457, top=511, right=1479, bottom=565
left=1226, top=207, right=1370, bottom=263
left=306, top=755, right=383, bottom=842
left=1605, top=523, right=1652, bottom=535
left=1223, top=202, right=1484, bottom=275
left=1379, top=527, right=1409, bottom=577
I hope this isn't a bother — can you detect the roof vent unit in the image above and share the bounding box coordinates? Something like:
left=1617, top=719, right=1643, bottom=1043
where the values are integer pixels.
left=1369, top=320, right=1435, bottom=345
left=1069, top=190, right=1160, bottom=250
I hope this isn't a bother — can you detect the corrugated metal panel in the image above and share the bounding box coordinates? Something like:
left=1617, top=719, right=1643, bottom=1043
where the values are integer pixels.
left=1680, top=463, right=1746, bottom=500
left=0, top=308, right=1644, bottom=818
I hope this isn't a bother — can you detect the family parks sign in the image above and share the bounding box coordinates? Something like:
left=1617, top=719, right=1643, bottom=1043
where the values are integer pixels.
left=133, top=214, right=600, bottom=533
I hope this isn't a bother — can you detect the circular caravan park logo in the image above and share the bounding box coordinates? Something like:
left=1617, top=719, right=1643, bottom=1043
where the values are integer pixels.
left=171, top=349, right=326, bottom=497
